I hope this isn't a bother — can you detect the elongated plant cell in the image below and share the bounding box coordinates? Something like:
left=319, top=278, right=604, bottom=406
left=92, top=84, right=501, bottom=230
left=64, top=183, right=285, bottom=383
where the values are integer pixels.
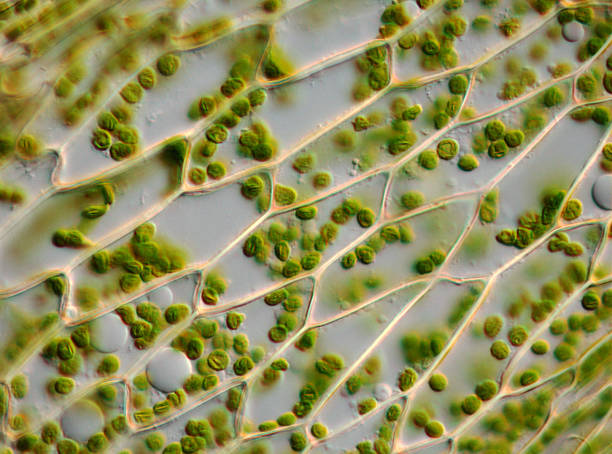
left=0, top=0, right=611, bottom=453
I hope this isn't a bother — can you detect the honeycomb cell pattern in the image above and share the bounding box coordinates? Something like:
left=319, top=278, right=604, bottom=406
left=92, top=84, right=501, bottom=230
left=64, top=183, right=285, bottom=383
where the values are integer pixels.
left=0, top=0, right=611, bottom=453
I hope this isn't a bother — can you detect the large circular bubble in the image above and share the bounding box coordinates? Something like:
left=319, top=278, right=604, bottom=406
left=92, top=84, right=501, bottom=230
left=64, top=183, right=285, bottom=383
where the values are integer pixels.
left=146, top=347, right=192, bottom=392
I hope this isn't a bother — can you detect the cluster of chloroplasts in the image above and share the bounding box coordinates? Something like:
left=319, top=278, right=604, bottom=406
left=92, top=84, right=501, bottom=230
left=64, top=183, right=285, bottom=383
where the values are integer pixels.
left=341, top=221, right=415, bottom=271
left=2, top=0, right=612, bottom=453
left=142, top=401, right=239, bottom=454
left=88, top=222, right=188, bottom=296
left=241, top=195, right=381, bottom=280
left=90, top=53, right=180, bottom=162
left=495, top=187, right=568, bottom=249
left=49, top=182, right=115, bottom=253
left=391, top=0, right=468, bottom=72
left=188, top=80, right=272, bottom=185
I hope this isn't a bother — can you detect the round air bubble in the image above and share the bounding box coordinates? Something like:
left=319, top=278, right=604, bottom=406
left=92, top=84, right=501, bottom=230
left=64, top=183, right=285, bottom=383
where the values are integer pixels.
left=146, top=347, right=192, bottom=392
left=90, top=312, right=128, bottom=353
left=562, top=22, right=584, bottom=42
left=592, top=174, right=612, bottom=210
left=148, top=285, right=173, bottom=308
left=373, top=383, right=392, bottom=401
left=61, top=400, right=104, bottom=442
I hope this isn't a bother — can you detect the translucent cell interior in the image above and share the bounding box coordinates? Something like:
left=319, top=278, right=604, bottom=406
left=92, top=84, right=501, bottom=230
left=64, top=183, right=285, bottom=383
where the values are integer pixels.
left=0, top=1, right=612, bottom=453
